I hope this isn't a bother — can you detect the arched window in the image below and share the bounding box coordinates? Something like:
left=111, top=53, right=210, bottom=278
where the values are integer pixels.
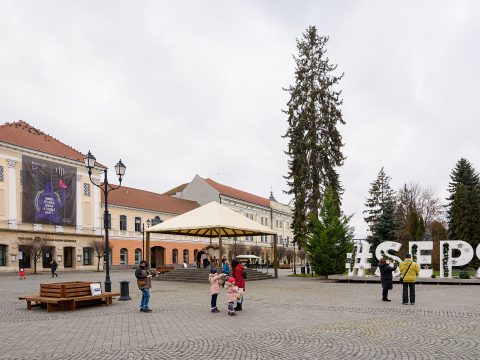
left=172, top=249, right=178, bottom=264
left=152, top=216, right=162, bottom=226
left=183, top=249, right=189, bottom=264
left=135, top=217, right=141, bottom=232
left=135, top=249, right=142, bottom=264
left=120, top=248, right=128, bottom=265
left=120, top=215, right=127, bottom=231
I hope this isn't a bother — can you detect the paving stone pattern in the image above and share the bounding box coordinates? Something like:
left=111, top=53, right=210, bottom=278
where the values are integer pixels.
left=0, top=270, right=479, bottom=359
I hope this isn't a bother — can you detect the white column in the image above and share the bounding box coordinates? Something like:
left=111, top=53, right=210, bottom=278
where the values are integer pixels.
left=7, top=159, right=18, bottom=229
left=76, top=176, right=83, bottom=233
left=93, top=178, right=101, bottom=235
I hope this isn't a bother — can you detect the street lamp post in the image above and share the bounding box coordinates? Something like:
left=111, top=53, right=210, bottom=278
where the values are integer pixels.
left=142, top=219, right=151, bottom=258
left=84, top=151, right=126, bottom=293
left=293, top=239, right=297, bottom=275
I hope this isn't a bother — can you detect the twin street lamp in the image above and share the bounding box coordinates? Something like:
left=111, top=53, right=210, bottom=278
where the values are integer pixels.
left=84, top=151, right=126, bottom=292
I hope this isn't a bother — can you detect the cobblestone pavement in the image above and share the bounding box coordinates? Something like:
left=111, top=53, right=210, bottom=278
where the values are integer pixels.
left=1, top=270, right=479, bottom=359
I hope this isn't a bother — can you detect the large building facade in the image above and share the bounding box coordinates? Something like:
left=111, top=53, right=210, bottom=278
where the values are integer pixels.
left=0, top=121, right=293, bottom=272
left=0, top=121, right=104, bottom=272
left=167, top=175, right=294, bottom=259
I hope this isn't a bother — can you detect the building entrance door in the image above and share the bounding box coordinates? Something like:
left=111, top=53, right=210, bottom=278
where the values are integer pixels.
left=64, top=247, right=73, bottom=268
left=150, top=246, right=165, bottom=268
left=19, top=246, right=31, bottom=268
left=42, top=246, right=55, bottom=268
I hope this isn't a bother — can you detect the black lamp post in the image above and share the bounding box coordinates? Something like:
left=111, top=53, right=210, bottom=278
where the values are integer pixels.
left=84, top=151, right=126, bottom=293
left=292, top=238, right=297, bottom=275
left=142, top=219, right=151, bottom=258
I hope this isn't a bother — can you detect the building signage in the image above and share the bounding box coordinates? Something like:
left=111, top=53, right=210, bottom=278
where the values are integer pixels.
left=346, top=240, right=480, bottom=278
left=17, top=236, right=77, bottom=243
left=22, top=156, right=77, bottom=226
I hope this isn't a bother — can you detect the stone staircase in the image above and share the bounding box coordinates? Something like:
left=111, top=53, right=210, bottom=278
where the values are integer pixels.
left=154, top=268, right=274, bottom=283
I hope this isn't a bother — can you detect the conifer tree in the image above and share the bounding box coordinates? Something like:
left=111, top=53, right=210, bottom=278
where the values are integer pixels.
left=364, top=168, right=397, bottom=255
left=284, top=26, right=345, bottom=247
left=447, top=158, right=480, bottom=249
left=364, top=167, right=395, bottom=226
left=305, top=188, right=353, bottom=276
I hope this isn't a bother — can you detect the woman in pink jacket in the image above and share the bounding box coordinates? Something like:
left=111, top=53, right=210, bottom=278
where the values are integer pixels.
left=209, top=267, right=226, bottom=313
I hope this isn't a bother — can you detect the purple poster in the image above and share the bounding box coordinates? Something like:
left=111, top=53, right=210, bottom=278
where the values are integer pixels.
left=22, top=156, right=77, bottom=226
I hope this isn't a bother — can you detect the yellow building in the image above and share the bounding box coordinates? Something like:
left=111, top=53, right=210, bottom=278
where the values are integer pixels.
left=0, top=120, right=294, bottom=272
left=0, top=121, right=105, bottom=272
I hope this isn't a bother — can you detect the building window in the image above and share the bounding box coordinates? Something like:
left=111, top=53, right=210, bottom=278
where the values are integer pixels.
left=120, top=248, right=128, bottom=265
left=172, top=249, right=178, bottom=264
left=120, top=215, right=127, bottom=231
left=83, top=248, right=92, bottom=265
left=0, top=245, right=5, bottom=266
left=135, top=217, right=141, bottom=232
left=105, top=213, right=111, bottom=229
left=135, top=249, right=142, bottom=264
left=83, top=183, right=91, bottom=197
left=0, top=166, right=4, bottom=182
left=183, top=249, right=189, bottom=264
left=152, top=216, right=162, bottom=226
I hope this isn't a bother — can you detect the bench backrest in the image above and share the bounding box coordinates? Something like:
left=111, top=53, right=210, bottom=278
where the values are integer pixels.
left=40, top=282, right=98, bottom=298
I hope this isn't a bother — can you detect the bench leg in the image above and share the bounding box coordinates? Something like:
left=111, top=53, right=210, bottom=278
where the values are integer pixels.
left=26, top=300, right=32, bottom=310
left=47, top=303, right=53, bottom=313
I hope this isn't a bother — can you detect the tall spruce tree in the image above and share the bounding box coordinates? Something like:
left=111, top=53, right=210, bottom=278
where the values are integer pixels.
left=305, top=188, right=354, bottom=276
left=364, top=167, right=395, bottom=226
left=447, top=158, right=480, bottom=249
left=364, top=168, right=396, bottom=255
left=284, top=26, right=345, bottom=247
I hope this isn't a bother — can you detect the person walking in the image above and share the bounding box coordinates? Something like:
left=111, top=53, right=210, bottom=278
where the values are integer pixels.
left=209, top=267, right=226, bottom=313
left=50, top=260, right=58, bottom=278
left=135, top=260, right=153, bottom=312
left=231, top=258, right=246, bottom=311
left=399, top=254, right=420, bottom=305
left=378, top=258, right=397, bottom=301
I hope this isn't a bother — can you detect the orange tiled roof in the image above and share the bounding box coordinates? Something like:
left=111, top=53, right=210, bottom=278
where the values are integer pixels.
left=0, top=120, right=104, bottom=167
left=104, top=186, right=200, bottom=215
left=205, top=178, right=270, bottom=207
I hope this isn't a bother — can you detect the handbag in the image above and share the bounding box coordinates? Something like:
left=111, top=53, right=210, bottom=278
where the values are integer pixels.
left=400, top=262, right=413, bottom=284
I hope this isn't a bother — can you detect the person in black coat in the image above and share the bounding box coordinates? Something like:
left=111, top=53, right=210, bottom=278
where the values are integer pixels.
left=378, top=258, right=397, bottom=301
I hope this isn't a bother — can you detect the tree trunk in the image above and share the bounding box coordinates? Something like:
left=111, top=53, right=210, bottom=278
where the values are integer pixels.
left=97, top=257, right=101, bottom=272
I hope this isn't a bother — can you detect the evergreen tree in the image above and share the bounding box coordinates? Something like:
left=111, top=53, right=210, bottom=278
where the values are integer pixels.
left=364, top=167, right=395, bottom=226
left=416, top=216, right=426, bottom=241
left=447, top=158, right=480, bottom=249
left=369, top=200, right=397, bottom=263
left=364, top=168, right=396, bottom=256
left=406, top=209, right=420, bottom=241
left=305, top=188, right=353, bottom=276
left=284, top=26, right=345, bottom=247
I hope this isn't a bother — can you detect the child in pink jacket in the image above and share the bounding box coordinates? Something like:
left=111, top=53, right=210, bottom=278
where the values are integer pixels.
left=225, top=276, right=241, bottom=316
left=209, top=267, right=226, bottom=313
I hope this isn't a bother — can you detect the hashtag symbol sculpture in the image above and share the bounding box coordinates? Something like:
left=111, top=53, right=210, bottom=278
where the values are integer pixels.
left=346, top=242, right=372, bottom=277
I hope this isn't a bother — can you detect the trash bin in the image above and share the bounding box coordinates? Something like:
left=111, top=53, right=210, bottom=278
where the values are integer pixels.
left=119, top=281, right=131, bottom=301
left=301, top=266, right=305, bottom=275
left=306, top=266, right=310, bottom=274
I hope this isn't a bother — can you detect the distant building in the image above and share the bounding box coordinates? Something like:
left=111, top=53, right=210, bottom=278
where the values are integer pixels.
left=166, top=175, right=294, bottom=258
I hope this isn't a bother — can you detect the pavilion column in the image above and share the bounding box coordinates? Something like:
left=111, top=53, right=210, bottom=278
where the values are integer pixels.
left=219, top=236, right=223, bottom=261
left=146, top=232, right=151, bottom=264
left=273, top=234, right=278, bottom=278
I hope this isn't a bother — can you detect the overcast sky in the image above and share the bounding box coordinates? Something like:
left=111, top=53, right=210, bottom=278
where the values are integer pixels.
left=1, top=1, right=479, bottom=236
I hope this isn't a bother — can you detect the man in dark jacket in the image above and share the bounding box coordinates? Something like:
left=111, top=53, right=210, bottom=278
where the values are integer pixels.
left=135, top=260, right=152, bottom=312
left=378, top=258, right=397, bottom=302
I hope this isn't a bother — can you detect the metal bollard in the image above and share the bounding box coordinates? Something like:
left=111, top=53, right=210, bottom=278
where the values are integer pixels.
left=119, top=281, right=131, bottom=301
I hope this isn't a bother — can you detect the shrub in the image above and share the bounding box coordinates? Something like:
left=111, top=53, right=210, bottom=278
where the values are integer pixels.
left=459, top=271, right=471, bottom=279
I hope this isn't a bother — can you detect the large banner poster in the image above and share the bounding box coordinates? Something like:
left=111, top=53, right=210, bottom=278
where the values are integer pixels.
left=22, top=156, right=77, bottom=226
